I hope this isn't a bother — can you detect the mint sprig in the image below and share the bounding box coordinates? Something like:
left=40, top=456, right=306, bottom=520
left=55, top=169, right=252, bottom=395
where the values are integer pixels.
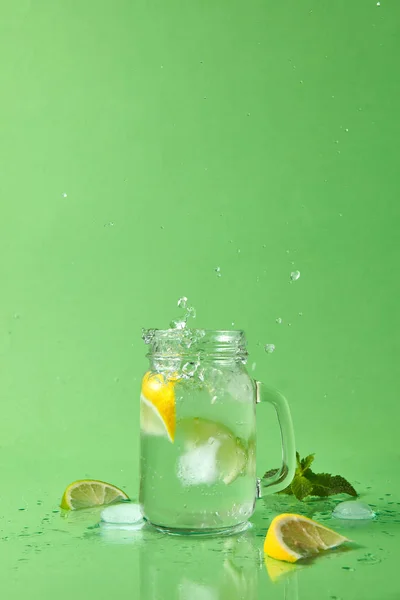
left=264, top=452, right=358, bottom=501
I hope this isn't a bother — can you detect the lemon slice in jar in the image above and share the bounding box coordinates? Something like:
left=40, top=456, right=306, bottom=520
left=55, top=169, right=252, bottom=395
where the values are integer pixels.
left=140, top=371, right=177, bottom=442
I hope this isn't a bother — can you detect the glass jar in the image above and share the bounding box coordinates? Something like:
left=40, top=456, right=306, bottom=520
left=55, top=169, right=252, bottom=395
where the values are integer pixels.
left=139, top=329, right=295, bottom=535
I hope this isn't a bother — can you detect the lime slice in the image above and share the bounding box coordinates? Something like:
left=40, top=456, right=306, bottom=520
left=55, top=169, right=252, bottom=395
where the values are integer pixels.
left=177, top=418, right=247, bottom=486
left=60, top=479, right=129, bottom=510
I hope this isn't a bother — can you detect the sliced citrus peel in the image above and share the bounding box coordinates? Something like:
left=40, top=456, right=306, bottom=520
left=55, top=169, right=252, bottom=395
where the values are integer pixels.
left=264, top=513, right=349, bottom=563
left=140, top=371, right=177, bottom=442
left=60, top=479, right=129, bottom=510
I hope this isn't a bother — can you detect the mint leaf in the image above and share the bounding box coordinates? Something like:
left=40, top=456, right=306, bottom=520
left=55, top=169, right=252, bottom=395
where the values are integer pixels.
left=307, top=471, right=357, bottom=498
left=296, top=451, right=302, bottom=470
left=291, top=475, right=313, bottom=501
left=300, top=454, right=315, bottom=474
left=263, top=452, right=358, bottom=501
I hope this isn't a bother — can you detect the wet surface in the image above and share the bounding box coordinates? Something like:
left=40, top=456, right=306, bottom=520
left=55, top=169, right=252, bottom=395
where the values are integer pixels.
left=3, top=473, right=400, bottom=600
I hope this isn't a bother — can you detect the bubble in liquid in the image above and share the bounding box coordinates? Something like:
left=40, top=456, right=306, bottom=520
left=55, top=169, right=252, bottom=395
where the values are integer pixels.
left=264, top=344, right=276, bottom=354
left=276, top=317, right=283, bottom=324
left=290, top=270, right=301, bottom=282
left=333, top=501, right=376, bottom=520
left=177, top=296, right=188, bottom=308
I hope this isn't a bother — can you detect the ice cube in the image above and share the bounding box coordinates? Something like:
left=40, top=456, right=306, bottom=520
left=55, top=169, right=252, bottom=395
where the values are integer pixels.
left=101, top=502, right=144, bottom=525
left=177, top=439, right=221, bottom=486
left=332, top=501, right=376, bottom=520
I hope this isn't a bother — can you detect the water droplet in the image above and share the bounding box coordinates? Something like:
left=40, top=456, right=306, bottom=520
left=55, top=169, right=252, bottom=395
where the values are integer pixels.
left=345, top=128, right=349, bottom=132
left=298, top=312, right=303, bottom=316
left=276, top=317, right=283, bottom=324
left=251, top=362, right=257, bottom=371
left=377, top=1, right=381, bottom=5
left=357, top=553, right=381, bottom=565
left=231, top=322, right=235, bottom=327
left=177, top=297, right=188, bottom=309
left=264, top=344, right=276, bottom=354
left=290, top=270, right=301, bottom=282
left=215, top=267, right=221, bottom=277
left=61, top=192, right=67, bottom=198
left=14, top=313, right=20, bottom=319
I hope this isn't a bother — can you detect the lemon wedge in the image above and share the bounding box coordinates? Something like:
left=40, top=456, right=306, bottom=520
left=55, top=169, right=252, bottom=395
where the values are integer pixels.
left=264, top=513, right=349, bottom=563
left=60, top=479, right=129, bottom=510
left=140, top=371, right=177, bottom=442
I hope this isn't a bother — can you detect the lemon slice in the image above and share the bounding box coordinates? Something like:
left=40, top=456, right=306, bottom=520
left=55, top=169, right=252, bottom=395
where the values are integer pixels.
left=140, top=371, right=177, bottom=442
left=60, top=480, right=129, bottom=510
left=177, top=418, right=247, bottom=486
left=264, top=513, right=349, bottom=563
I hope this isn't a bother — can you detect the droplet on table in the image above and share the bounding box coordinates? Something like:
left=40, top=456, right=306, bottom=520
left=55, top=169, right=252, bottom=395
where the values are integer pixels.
left=290, top=270, right=301, bottom=282
left=265, top=344, right=276, bottom=354
left=101, top=503, right=143, bottom=525
left=333, top=501, right=376, bottom=520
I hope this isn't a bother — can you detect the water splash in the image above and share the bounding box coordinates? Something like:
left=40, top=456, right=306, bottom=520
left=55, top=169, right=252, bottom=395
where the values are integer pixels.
left=182, top=361, right=200, bottom=379
left=177, top=297, right=188, bottom=309
left=264, top=344, right=276, bottom=354
left=170, top=319, right=186, bottom=330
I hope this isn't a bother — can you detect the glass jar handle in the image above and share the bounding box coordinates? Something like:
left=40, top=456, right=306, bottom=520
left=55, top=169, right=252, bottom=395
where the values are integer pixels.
left=255, top=381, right=296, bottom=498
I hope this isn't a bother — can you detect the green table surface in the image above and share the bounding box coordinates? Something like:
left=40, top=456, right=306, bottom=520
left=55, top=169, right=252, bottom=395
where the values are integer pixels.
left=1, top=1, right=399, bottom=598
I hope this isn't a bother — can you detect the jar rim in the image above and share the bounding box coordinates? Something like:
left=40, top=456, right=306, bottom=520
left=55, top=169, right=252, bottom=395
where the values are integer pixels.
left=142, top=328, right=248, bottom=359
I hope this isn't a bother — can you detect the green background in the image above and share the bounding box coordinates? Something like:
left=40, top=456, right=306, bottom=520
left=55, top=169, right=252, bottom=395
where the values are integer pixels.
left=1, top=1, right=399, bottom=598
